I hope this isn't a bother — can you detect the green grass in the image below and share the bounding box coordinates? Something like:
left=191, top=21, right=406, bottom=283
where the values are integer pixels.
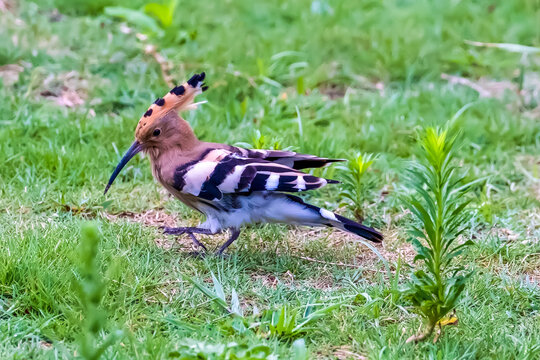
left=1, top=0, right=539, bottom=358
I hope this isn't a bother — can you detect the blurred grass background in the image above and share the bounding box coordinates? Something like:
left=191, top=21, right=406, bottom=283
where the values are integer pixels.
left=0, top=0, right=539, bottom=358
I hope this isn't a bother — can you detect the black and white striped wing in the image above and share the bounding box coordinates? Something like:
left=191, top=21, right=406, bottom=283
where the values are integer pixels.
left=173, top=153, right=338, bottom=201
left=233, top=147, right=344, bottom=170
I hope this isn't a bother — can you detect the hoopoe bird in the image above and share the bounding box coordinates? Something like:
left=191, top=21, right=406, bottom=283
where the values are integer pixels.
left=105, top=73, right=383, bottom=254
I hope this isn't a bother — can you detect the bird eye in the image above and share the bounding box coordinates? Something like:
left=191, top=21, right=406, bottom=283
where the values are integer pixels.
left=153, top=129, right=161, bottom=137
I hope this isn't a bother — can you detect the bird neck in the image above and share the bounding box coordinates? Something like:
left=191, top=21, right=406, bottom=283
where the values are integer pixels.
left=148, top=146, right=184, bottom=189
left=177, top=119, right=200, bottom=150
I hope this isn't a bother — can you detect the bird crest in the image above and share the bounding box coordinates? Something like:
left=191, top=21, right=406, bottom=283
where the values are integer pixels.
left=135, top=72, right=208, bottom=140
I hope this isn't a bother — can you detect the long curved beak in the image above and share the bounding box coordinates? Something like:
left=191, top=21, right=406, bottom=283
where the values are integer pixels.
left=104, top=140, right=143, bottom=195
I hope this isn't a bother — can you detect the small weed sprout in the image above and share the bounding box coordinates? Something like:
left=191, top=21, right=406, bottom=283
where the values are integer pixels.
left=338, top=152, right=377, bottom=220
left=251, top=130, right=283, bottom=150
left=234, top=130, right=284, bottom=150
left=74, top=223, right=123, bottom=360
left=260, top=302, right=338, bottom=341
left=183, top=272, right=243, bottom=317
left=402, top=128, right=474, bottom=343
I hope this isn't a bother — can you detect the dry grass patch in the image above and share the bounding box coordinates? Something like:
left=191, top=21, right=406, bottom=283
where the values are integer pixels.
left=105, top=209, right=179, bottom=228
left=105, top=209, right=195, bottom=250
left=331, top=345, right=367, bottom=360
left=0, top=64, right=23, bottom=86
left=285, top=226, right=414, bottom=270
left=252, top=271, right=339, bottom=292
left=38, top=71, right=88, bottom=108
left=441, top=72, right=540, bottom=117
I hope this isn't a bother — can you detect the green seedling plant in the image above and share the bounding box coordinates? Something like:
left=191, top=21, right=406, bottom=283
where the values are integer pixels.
left=144, top=0, right=179, bottom=28
left=235, top=130, right=285, bottom=151
left=185, top=271, right=266, bottom=336
left=338, top=152, right=377, bottom=220
left=169, top=340, right=275, bottom=360
left=168, top=339, right=308, bottom=359
left=186, top=273, right=337, bottom=341
left=183, top=272, right=243, bottom=317
left=251, top=130, right=283, bottom=150
left=104, top=0, right=179, bottom=38
left=74, top=223, right=123, bottom=360
left=402, top=127, right=474, bottom=343
left=260, top=300, right=339, bottom=341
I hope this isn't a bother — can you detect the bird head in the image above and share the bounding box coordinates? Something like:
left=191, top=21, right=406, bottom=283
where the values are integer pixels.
left=104, top=72, right=207, bottom=194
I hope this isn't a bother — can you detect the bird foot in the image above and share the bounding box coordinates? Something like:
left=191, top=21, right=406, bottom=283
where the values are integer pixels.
left=161, top=226, right=209, bottom=252
left=186, top=250, right=207, bottom=258
left=214, top=251, right=231, bottom=258
left=214, top=228, right=241, bottom=256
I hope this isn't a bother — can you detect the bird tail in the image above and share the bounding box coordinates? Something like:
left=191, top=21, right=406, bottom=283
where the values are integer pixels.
left=329, top=213, right=383, bottom=243
left=285, top=195, right=383, bottom=243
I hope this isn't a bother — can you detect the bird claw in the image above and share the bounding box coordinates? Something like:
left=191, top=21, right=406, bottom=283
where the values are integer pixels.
left=161, top=226, right=208, bottom=252
left=187, top=250, right=207, bottom=258
left=214, top=250, right=230, bottom=258
left=189, top=234, right=208, bottom=252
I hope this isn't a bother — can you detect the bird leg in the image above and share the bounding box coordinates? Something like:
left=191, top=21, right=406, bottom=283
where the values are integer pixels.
left=216, top=228, right=241, bottom=255
left=161, top=226, right=216, bottom=252
left=161, top=226, right=214, bottom=235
